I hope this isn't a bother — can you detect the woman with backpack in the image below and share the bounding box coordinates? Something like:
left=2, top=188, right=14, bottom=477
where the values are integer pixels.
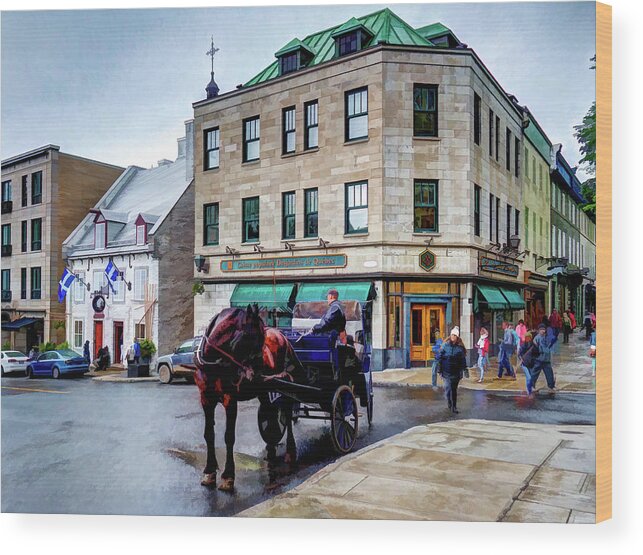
left=518, top=331, right=540, bottom=397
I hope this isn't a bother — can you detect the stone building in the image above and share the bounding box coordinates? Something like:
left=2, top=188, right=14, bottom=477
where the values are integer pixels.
left=1, top=146, right=123, bottom=351
left=520, top=111, right=553, bottom=328
left=191, top=8, right=532, bottom=369
left=549, top=145, right=596, bottom=317
left=62, top=122, right=195, bottom=364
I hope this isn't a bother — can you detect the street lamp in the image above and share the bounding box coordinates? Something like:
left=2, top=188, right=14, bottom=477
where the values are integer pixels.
left=194, top=255, right=209, bottom=273
left=509, top=235, right=521, bottom=251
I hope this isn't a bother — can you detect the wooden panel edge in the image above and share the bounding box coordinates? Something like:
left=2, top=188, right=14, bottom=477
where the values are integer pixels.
left=595, top=0, right=612, bottom=524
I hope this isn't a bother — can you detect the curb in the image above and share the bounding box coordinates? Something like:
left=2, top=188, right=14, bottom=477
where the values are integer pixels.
left=92, top=375, right=159, bottom=383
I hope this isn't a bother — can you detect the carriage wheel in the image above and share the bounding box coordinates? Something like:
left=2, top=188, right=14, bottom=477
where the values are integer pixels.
left=330, top=385, right=358, bottom=454
left=257, top=402, right=288, bottom=446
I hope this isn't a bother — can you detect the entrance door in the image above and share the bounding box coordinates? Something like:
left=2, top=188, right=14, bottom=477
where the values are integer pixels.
left=410, top=304, right=446, bottom=366
left=94, top=320, right=103, bottom=358
left=113, top=321, right=124, bottom=364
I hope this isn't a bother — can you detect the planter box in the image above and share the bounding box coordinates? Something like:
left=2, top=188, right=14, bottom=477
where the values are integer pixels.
left=127, top=363, right=150, bottom=378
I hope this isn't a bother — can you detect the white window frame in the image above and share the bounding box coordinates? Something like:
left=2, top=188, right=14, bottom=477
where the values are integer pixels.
left=74, top=271, right=86, bottom=303
left=73, top=320, right=84, bottom=349
left=112, top=275, right=126, bottom=302
left=136, top=224, right=146, bottom=246
left=133, top=267, right=148, bottom=302
left=95, top=222, right=106, bottom=249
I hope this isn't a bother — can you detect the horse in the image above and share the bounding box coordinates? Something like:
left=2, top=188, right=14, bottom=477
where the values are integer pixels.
left=194, top=304, right=305, bottom=492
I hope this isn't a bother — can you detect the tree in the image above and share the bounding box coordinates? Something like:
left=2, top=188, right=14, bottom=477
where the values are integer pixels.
left=574, top=55, right=596, bottom=217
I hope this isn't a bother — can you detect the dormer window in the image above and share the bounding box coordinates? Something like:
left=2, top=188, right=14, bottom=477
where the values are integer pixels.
left=275, top=38, right=315, bottom=77
left=95, top=221, right=106, bottom=249
left=331, top=18, right=373, bottom=58
left=136, top=223, right=146, bottom=245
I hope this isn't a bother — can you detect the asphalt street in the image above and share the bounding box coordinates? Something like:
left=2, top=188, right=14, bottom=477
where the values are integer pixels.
left=1, top=374, right=595, bottom=517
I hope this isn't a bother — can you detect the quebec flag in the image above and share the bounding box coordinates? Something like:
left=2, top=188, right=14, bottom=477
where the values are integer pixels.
left=104, top=260, right=119, bottom=293
left=58, top=268, right=76, bottom=303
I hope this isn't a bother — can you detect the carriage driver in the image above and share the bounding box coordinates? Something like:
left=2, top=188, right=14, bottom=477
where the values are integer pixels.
left=310, top=288, right=347, bottom=344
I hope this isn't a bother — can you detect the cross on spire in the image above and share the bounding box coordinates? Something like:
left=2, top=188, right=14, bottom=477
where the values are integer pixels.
left=206, top=36, right=219, bottom=74
left=204, top=35, right=220, bottom=99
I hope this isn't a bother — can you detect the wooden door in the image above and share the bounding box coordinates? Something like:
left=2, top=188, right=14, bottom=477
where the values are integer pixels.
left=410, top=304, right=446, bottom=365
left=113, top=322, right=123, bottom=364
left=94, top=320, right=103, bottom=358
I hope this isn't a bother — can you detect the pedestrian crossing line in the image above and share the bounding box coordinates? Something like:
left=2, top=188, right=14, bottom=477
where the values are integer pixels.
left=1, top=386, right=69, bottom=394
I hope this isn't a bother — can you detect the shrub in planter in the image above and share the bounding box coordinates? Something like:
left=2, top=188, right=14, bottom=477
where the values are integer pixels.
left=2, top=341, right=11, bottom=351
left=139, top=339, right=157, bottom=362
left=39, top=342, right=57, bottom=352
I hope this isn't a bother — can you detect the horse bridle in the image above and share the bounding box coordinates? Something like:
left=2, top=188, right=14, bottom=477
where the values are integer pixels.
left=195, top=328, right=257, bottom=390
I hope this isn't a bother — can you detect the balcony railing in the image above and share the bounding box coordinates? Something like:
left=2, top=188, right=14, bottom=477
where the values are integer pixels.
left=1, top=244, right=12, bottom=257
left=1, top=290, right=11, bottom=302
left=1, top=200, right=12, bottom=214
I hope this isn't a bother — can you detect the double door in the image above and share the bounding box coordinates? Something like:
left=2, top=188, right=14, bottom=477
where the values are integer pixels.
left=410, top=304, right=446, bottom=365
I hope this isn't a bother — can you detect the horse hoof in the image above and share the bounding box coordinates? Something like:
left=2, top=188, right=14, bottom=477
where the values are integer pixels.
left=201, top=473, right=217, bottom=487
left=218, top=478, right=235, bottom=492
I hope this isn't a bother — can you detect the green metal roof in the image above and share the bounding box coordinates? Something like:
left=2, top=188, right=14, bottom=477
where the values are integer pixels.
left=230, top=283, right=296, bottom=312
left=415, top=22, right=450, bottom=40
left=475, top=285, right=509, bottom=311
left=330, top=17, right=373, bottom=38
left=295, top=282, right=374, bottom=303
left=525, top=114, right=553, bottom=163
left=275, top=38, right=316, bottom=58
left=499, top=287, right=525, bottom=310
left=244, top=8, right=435, bottom=87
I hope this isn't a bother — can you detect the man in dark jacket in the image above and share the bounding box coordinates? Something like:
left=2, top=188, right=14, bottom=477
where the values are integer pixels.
left=311, top=289, right=347, bottom=343
left=83, top=340, right=91, bottom=363
left=436, top=326, right=467, bottom=414
left=531, top=324, right=556, bottom=392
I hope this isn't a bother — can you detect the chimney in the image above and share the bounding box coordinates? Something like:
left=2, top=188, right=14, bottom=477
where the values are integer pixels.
left=177, top=137, right=186, bottom=159
left=184, top=119, right=195, bottom=182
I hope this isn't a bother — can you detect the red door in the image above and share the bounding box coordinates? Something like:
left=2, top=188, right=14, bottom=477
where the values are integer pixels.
left=94, top=320, right=103, bottom=358
left=113, top=321, right=123, bottom=364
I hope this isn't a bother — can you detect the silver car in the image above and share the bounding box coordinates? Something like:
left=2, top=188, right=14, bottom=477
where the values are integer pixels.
left=157, top=337, right=201, bottom=384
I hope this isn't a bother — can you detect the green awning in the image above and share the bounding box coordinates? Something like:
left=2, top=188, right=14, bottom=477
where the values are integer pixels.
left=476, top=285, right=509, bottom=310
left=295, top=282, right=373, bottom=303
left=499, top=287, right=525, bottom=310
left=230, top=283, right=295, bottom=312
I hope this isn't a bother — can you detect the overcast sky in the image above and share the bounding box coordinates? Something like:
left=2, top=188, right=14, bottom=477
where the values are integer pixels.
left=1, top=1, right=596, bottom=179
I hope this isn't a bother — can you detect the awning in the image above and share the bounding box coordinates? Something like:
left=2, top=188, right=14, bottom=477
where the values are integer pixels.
left=295, top=282, right=374, bottom=304
left=547, top=266, right=566, bottom=277
left=476, top=285, right=509, bottom=310
left=499, top=287, right=526, bottom=310
left=230, top=283, right=295, bottom=312
left=1, top=317, right=42, bottom=331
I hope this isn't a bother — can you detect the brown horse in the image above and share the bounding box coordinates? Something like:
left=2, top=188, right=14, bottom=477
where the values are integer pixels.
left=194, top=304, right=304, bottom=491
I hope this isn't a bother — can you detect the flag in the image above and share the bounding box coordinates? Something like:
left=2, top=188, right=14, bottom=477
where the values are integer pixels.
left=58, top=268, right=76, bottom=303
left=104, top=260, right=119, bottom=294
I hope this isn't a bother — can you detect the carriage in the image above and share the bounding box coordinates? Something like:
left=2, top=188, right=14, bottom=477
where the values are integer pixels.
left=257, top=288, right=374, bottom=455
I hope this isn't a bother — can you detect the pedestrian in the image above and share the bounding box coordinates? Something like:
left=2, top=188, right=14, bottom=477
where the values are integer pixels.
left=515, top=319, right=527, bottom=347
left=83, top=340, right=91, bottom=362
left=436, top=326, right=467, bottom=414
left=94, top=346, right=104, bottom=370
left=590, top=327, right=596, bottom=377
left=562, top=311, right=572, bottom=344
left=549, top=309, right=562, bottom=339
left=431, top=331, right=444, bottom=388
left=531, top=324, right=557, bottom=392
left=518, top=331, right=539, bottom=398
left=28, top=345, right=39, bottom=360
left=133, top=338, right=141, bottom=364
left=568, top=308, right=577, bottom=330
left=583, top=311, right=593, bottom=340
left=475, top=327, right=489, bottom=383
left=496, top=322, right=516, bottom=379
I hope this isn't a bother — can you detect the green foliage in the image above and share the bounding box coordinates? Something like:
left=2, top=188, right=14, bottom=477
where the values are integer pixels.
left=53, top=320, right=66, bottom=330
left=192, top=281, right=205, bottom=297
left=2, top=341, right=11, bottom=351
left=139, top=338, right=157, bottom=359
left=581, top=178, right=596, bottom=217
left=574, top=102, right=596, bottom=174
left=57, top=341, right=70, bottom=350
left=39, top=342, right=57, bottom=352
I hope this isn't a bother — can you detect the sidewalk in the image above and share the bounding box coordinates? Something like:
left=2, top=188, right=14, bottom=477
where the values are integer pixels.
left=238, top=419, right=595, bottom=522
left=374, top=335, right=595, bottom=394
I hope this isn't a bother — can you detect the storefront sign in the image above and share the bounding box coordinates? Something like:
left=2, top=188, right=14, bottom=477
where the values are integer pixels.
left=220, top=254, right=347, bottom=272
left=479, top=256, right=519, bottom=277
left=419, top=249, right=436, bottom=272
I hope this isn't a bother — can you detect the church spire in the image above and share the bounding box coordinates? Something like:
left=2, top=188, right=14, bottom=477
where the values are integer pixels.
left=205, top=36, right=220, bottom=99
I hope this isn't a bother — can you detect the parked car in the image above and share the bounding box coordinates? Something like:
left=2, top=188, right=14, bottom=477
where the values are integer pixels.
left=1, top=350, right=29, bottom=376
left=25, top=349, right=89, bottom=379
left=157, top=337, right=201, bottom=384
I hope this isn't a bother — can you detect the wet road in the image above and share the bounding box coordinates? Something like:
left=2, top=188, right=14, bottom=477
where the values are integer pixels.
left=1, top=375, right=595, bottom=516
